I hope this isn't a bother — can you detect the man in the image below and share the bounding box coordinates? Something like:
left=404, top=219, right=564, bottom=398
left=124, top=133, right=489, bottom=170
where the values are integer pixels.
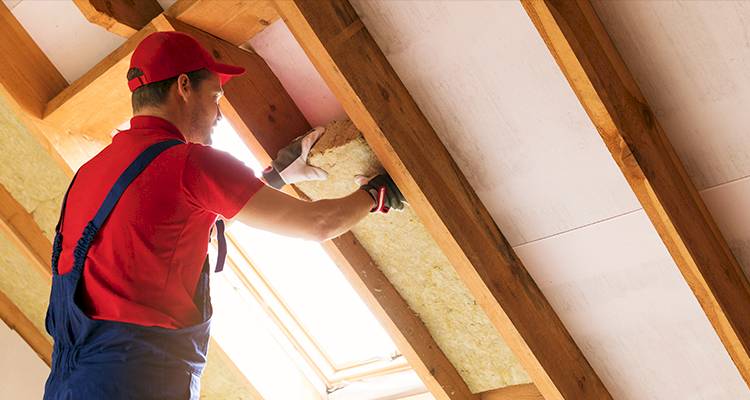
left=43, top=31, right=404, bottom=399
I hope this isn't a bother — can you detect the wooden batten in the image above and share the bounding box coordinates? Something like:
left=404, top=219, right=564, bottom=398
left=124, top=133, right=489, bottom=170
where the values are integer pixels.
left=273, top=1, right=613, bottom=399
left=73, top=0, right=163, bottom=37
left=521, top=0, right=750, bottom=387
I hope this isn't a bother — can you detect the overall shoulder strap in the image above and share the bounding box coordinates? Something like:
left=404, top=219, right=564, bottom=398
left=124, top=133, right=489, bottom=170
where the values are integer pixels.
left=70, top=140, right=184, bottom=274
left=91, top=140, right=184, bottom=230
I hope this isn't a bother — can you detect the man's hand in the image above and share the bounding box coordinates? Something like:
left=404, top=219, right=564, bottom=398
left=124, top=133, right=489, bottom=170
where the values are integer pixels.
left=358, top=174, right=406, bottom=213
left=263, top=127, right=328, bottom=189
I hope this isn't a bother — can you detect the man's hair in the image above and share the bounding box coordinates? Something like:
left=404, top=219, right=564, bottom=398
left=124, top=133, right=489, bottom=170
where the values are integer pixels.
left=127, top=68, right=213, bottom=112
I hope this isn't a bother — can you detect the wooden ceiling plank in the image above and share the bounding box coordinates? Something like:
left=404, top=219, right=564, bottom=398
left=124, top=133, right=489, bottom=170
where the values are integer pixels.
left=165, top=17, right=476, bottom=399
left=0, top=2, right=68, bottom=118
left=0, top=289, right=52, bottom=366
left=521, top=0, right=750, bottom=386
left=73, top=0, right=163, bottom=37
left=272, top=1, right=612, bottom=399
left=165, top=0, right=279, bottom=46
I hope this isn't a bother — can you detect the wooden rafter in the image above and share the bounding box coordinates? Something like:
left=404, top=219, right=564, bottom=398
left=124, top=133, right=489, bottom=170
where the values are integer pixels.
left=73, top=0, right=163, bottom=37
left=521, top=0, right=750, bottom=387
left=0, top=184, right=53, bottom=280
left=273, top=1, right=612, bottom=399
left=167, top=17, right=477, bottom=399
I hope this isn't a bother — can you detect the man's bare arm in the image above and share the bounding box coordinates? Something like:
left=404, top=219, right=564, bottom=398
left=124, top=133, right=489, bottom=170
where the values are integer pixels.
left=233, top=185, right=375, bottom=242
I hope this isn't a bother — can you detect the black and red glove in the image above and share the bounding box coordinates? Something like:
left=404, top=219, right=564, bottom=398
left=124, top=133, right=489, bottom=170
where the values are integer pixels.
left=359, top=174, right=406, bottom=213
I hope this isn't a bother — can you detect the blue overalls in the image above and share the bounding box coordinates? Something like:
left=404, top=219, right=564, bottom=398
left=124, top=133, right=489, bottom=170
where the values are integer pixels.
left=44, top=140, right=227, bottom=400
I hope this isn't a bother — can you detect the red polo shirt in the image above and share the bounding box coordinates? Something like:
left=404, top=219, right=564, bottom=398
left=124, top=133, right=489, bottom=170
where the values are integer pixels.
left=57, top=116, right=264, bottom=328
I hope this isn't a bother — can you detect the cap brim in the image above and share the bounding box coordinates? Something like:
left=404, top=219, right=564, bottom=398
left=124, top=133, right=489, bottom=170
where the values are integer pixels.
left=212, top=62, right=245, bottom=85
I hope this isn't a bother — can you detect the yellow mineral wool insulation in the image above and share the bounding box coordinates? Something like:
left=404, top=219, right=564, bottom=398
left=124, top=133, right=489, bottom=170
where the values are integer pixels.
left=296, top=120, right=530, bottom=392
left=0, top=231, right=51, bottom=337
left=0, top=94, right=69, bottom=241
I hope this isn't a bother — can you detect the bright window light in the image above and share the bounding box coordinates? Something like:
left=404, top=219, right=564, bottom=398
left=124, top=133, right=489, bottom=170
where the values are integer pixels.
left=210, top=119, right=430, bottom=398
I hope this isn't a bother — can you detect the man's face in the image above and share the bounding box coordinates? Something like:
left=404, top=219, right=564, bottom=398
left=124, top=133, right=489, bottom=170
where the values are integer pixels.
left=186, top=72, right=224, bottom=145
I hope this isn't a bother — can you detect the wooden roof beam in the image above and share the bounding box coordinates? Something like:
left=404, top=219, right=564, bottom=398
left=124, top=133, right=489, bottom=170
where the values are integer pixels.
left=167, top=17, right=478, bottom=399
left=522, top=0, right=750, bottom=387
left=0, top=184, right=53, bottom=280
left=73, top=0, right=163, bottom=37
left=273, top=1, right=612, bottom=399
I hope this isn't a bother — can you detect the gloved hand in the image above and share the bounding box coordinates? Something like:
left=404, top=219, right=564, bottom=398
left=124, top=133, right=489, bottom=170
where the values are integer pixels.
left=359, top=174, right=406, bottom=213
left=262, top=127, right=328, bottom=189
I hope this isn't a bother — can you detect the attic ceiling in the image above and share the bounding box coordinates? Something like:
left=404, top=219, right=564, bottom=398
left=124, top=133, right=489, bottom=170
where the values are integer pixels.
left=2, top=1, right=750, bottom=400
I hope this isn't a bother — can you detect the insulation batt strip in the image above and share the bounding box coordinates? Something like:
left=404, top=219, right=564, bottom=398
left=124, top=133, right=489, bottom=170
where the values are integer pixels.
left=296, top=120, right=530, bottom=392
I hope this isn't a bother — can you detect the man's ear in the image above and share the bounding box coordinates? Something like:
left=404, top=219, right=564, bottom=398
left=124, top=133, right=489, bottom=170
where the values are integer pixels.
left=176, top=74, right=191, bottom=103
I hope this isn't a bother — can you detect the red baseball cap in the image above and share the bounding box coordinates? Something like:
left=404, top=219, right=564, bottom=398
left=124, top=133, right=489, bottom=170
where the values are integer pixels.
left=128, top=31, right=245, bottom=92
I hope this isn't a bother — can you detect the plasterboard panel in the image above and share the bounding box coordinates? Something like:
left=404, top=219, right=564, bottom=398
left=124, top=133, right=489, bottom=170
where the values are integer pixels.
left=0, top=320, right=49, bottom=400
left=701, top=177, right=750, bottom=279
left=248, top=19, right=347, bottom=128
left=349, top=0, right=639, bottom=246
left=593, top=0, right=750, bottom=190
left=514, top=210, right=749, bottom=400
left=2, top=0, right=21, bottom=10
left=9, top=0, right=125, bottom=83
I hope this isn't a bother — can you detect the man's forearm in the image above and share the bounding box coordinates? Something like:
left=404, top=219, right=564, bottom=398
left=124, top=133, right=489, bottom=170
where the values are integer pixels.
left=313, top=190, right=374, bottom=241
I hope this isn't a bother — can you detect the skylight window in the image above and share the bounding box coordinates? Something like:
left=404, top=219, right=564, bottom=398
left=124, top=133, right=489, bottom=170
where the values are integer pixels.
left=208, top=118, right=431, bottom=399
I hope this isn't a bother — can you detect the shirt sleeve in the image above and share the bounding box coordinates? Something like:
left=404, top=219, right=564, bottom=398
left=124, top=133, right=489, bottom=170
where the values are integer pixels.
left=181, top=144, right=265, bottom=219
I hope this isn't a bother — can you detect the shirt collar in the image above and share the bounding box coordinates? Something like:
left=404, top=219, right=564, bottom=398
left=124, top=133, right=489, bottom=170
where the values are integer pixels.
left=129, top=115, right=186, bottom=141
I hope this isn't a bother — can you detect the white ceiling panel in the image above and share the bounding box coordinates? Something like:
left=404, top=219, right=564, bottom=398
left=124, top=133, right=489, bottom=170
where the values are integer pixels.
left=350, top=0, right=640, bottom=246
left=515, top=210, right=749, bottom=400
left=10, top=0, right=125, bottom=83
left=701, top=176, right=750, bottom=279
left=593, top=0, right=750, bottom=190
